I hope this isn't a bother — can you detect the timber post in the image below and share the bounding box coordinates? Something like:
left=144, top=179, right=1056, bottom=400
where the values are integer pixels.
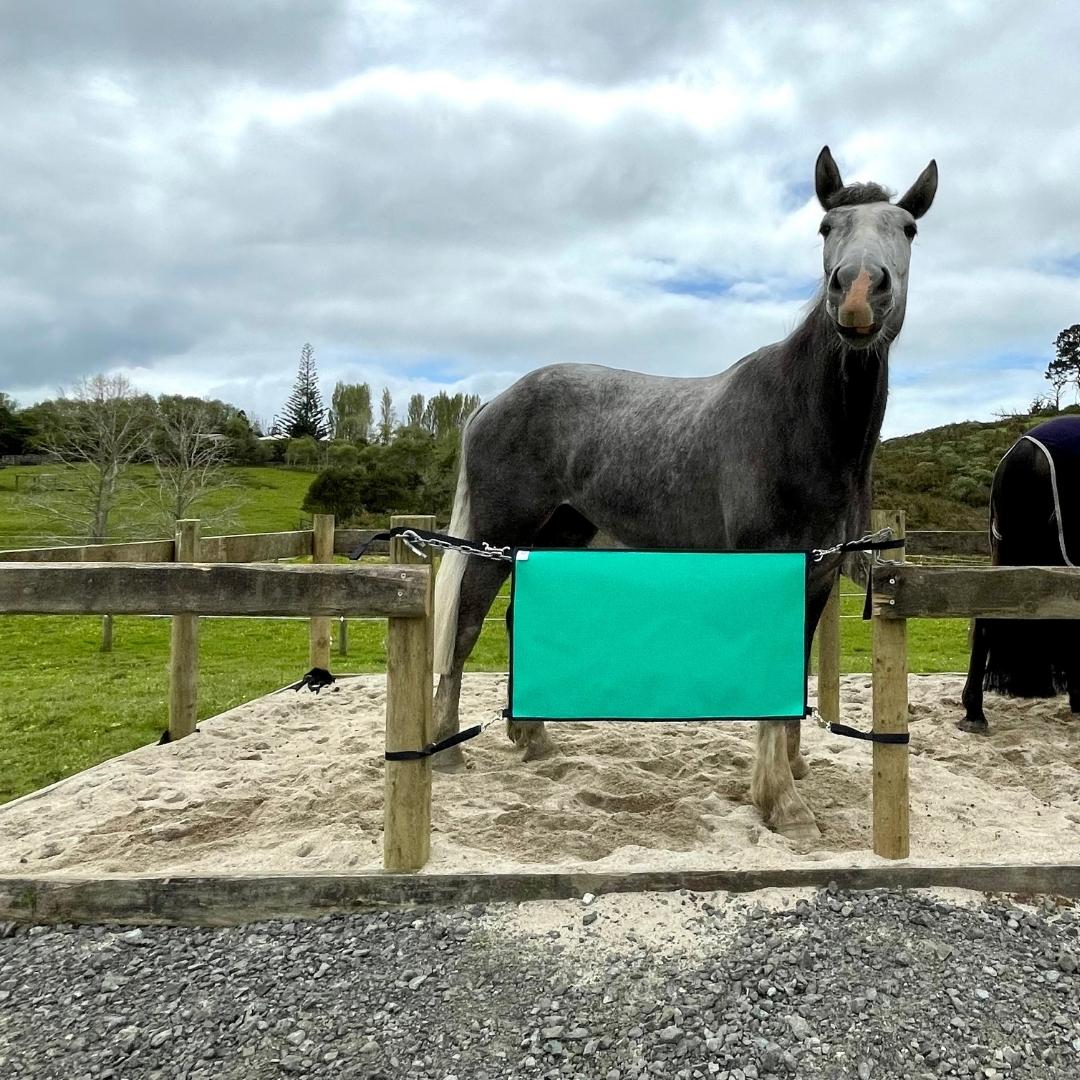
left=383, top=514, right=436, bottom=872
left=338, top=615, right=349, bottom=657
left=870, top=508, right=908, bottom=859
left=168, top=519, right=201, bottom=740
left=816, top=579, right=841, bottom=726
left=309, top=514, right=334, bottom=670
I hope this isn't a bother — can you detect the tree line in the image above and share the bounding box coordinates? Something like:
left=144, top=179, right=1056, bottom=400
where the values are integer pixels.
left=1, top=344, right=481, bottom=540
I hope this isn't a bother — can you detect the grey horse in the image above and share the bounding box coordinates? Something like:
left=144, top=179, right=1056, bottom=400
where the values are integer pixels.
left=432, top=146, right=937, bottom=838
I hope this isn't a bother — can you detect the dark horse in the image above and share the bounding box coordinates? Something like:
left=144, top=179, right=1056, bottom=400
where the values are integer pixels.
left=960, top=416, right=1080, bottom=732
left=433, top=146, right=938, bottom=838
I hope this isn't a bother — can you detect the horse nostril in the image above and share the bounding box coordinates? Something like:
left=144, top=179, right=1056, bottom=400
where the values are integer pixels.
left=828, top=267, right=842, bottom=293
left=876, top=267, right=892, bottom=294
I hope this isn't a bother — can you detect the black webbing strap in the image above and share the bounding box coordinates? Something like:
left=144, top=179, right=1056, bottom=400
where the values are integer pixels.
left=385, top=725, right=483, bottom=761
left=836, top=537, right=905, bottom=556
left=284, top=667, right=336, bottom=694
left=819, top=719, right=910, bottom=745
left=349, top=527, right=474, bottom=560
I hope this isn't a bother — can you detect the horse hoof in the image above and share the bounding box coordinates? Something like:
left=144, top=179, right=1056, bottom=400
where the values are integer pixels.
left=777, top=818, right=820, bottom=841
left=789, top=754, right=810, bottom=781
left=956, top=718, right=990, bottom=735
left=432, top=746, right=467, bottom=773
left=521, top=738, right=558, bottom=763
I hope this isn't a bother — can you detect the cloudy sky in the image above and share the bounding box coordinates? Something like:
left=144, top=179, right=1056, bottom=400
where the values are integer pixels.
left=3, top=1, right=1079, bottom=437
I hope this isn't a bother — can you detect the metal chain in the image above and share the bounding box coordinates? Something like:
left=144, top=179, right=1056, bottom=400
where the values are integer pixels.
left=811, top=527, right=895, bottom=564
left=398, top=529, right=513, bottom=562
left=400, top=528, right=893, bottom=566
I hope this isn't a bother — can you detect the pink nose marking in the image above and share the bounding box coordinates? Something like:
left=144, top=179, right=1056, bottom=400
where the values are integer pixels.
left=838, top=269, right=874, bottom=329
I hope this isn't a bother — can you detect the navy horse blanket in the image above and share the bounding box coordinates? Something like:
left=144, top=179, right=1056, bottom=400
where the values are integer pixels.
left=984, top=415, right=1080, bottom=698
left=1010, top=416, right=1080, bottom=565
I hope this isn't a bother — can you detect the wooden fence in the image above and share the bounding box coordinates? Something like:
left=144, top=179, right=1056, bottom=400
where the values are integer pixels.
left=812, top=521, right=987, bottom=738
left=0, top=519, right=393, bottom=655
left=0, top=514, right=437, bottom=872
left=4, top=512, right=1068, bottom=877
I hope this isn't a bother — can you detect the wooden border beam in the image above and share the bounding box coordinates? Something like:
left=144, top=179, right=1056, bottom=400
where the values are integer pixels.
left=2, top=864, right=1078, bottom=926
left=0, top=562, right=428, bottom=617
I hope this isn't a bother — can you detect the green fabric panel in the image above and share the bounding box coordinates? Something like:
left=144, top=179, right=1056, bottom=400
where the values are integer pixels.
left=509, top=550, right=807, bottom=721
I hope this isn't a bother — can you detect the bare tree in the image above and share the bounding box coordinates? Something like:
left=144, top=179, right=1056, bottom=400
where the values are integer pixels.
left=144, top=396, right=242, bottom=534
left=31, top=374, right=152, bottom=542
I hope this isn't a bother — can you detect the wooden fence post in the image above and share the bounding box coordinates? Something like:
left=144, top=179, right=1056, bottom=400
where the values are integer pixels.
left=816, top=579, right=841, bottom=725
left=384, top=514, right=436, bottom=872
left=168, top=519, right=201, bottom=740
left=871, top=508, right=908, bottom=859
left=338, top=615, right=349, bottom=657
left=100, top=614, right=114, bottom=653
left=309, top=514, right=334, bottom=670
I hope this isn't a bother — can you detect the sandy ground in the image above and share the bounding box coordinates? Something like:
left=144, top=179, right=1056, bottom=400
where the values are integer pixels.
left=1, top=674, right=1078, bottom=878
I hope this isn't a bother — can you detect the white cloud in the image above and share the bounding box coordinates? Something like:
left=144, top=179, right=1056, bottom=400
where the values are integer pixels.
left=2, top=0, right=1080, bottom=447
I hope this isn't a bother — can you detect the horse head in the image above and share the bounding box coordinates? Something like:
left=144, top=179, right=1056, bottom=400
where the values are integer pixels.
left=814, top=145, right=937, bottom=350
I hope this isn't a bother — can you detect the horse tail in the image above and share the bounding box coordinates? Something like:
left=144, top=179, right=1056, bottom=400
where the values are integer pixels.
left=433, top=404, right=484, bottom=675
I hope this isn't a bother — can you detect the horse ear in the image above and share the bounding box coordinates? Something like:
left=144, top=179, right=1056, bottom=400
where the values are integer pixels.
left=897, top=159, right=938, bottom=219
left=815, top=146, right=844, bottom=209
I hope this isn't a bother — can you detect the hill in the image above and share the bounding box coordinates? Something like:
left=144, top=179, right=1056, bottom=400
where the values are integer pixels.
left=873, top=406, right=1080, bottom=529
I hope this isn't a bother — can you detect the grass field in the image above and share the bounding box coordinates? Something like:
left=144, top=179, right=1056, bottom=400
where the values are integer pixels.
left=0, top=463, right=317, bottom=548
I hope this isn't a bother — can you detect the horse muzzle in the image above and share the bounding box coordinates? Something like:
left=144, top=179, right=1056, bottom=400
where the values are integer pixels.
left=827, top=266, right=893, bottom=348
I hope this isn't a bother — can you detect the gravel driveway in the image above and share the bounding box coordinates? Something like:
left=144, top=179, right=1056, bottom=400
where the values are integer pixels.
left=1, top=885, right=1078, bottom=1079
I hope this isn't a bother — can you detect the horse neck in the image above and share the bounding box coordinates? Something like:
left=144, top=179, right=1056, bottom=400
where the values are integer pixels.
left=783, top=298, right=890, bottom=480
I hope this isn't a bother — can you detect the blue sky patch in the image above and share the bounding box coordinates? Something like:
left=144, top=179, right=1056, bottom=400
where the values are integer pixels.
left=661, top=274, right=740, bottom=299
left=781, top=179, right=815, bottom=213
left=1036, top=253, right=1080, bottom=277
left=660, top=274, right=817, bottom=303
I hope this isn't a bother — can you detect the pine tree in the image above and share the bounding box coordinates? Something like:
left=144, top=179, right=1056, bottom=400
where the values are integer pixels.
left=278, top=343, right=328, bottom=439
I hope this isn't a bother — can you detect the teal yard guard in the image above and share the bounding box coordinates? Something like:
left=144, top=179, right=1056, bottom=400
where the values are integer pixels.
left=506, top=549, right=809, bottom=723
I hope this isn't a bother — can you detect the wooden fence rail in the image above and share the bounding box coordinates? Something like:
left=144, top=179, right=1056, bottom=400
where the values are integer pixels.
left=873, top=563, right=1080, bottom=619
left=0, top=528, right=387, bottom=564
left=0, top=562, right=428, bottom=616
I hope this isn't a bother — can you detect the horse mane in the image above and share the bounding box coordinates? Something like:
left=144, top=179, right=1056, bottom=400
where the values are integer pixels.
left=823, top=182, right=894, bottom=210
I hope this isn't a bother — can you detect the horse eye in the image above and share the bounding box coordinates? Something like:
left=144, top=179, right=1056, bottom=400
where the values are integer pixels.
left=904, top=223, right=917, bottom=240
left=819, top=222, right=832, bottom=238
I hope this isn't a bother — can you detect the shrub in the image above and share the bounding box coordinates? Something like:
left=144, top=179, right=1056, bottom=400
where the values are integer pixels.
left=302, top=468, right=368, bottom=524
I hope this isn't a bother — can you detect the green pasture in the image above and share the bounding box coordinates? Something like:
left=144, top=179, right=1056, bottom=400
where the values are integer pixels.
left=0, top=584, right=969, bottom=804
left=0, top=463, right=316, bottom=548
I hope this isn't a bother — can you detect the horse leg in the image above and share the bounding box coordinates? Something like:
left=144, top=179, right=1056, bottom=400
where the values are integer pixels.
left=505, top=505, right=599, bottom=762
left=751, top=721, right=819, bottom=839
left=790, top=572, right=837, bottom=780
left=432, top=555, right=510, bottom=771
left=959, top=619, right=990, bottom=733
left=786, top=723, right=808, bottom=780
